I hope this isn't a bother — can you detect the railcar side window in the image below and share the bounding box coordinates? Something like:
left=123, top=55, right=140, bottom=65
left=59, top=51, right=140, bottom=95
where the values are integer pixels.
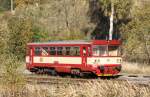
left=41, top=47, right=49, bottom=56
left=65, top=47, right=70, bottom=56
left=70, top=47, right=80, bottom=56
left=74, top=47, right=80, bottom=56
left=57, top=47, right=63, bottom=55
left=49, top=47, right=56, bottom=55
left=34, top=47, right=41, bottom=56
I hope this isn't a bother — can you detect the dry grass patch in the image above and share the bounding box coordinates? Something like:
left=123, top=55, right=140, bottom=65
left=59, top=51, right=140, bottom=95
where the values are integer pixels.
left=122, top=62, right=150, bottom=75
left=0, top=55, right=26, bottom=97
left=1, top=80, right=150, bottom=97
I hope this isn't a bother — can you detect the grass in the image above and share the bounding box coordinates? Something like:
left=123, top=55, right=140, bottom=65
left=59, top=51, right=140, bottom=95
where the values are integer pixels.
left=0, top=80, right=150, bottom=97
left=0, top=55, right=26, bottom=97
left=121, top=62, right=150, bottom=75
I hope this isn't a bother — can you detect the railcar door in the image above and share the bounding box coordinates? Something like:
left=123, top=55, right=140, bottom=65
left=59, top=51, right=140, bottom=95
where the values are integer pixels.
left=29, top=47, right=33, bottom=65
left=82, top=46, right=88, bottom=66
left=26, top=46, right=33, bottom=69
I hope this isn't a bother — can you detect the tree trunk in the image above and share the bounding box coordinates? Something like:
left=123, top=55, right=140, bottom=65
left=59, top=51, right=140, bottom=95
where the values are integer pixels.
left=11, top=0, right=15, bottom=14
left=109, top=1, right=114, bottom=40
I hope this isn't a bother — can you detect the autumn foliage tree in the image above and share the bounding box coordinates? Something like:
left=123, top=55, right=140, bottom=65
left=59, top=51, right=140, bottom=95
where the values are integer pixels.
left=7, top=16, right=34, bottom=59
left=121, top=5, right=150, bottom=64
left=14, top=0, right=94, bottom=40
left=90, top=0, right=132, bottom=39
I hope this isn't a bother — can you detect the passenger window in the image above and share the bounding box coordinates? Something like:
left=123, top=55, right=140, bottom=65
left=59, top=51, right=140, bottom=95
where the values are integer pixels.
left=75, top=47, right=80, bottom=56
left=65, top=47, right=70, bottom=56
left=57, top=47, right=63, bottom=55
left=70, top=47, right=80, bottom=56
left=34, top=47, right=41, bottom=56
left=41, top=47, right=49, bottom=56
left=49, top=47, right=56, bottom=55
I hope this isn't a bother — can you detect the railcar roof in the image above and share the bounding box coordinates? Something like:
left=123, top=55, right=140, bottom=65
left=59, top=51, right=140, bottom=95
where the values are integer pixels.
left=27, top=40, right=121, bottom=46
left=27, top=40, right=91, bottom=46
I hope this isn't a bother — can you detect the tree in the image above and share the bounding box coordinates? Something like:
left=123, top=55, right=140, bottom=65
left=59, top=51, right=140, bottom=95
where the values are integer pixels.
left=121, top=5, right=150, bottom=64
left=11, top=0, right=14, bottom=13
left=7, top=16, right=34, bottom=59
left=0, top=0, right=11, bottom=12
left=14, top=0, right=94, bottom=40
left=0, top=16, right=9, bottom=54
left=15, top=0, right=39, bottom=6
left=98, top=0, right=114, bottom=40
left=92, top=0, right=132, bottom=39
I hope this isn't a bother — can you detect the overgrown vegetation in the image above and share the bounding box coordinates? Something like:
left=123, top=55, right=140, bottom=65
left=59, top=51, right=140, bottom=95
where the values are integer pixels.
left=0, top=55, right=26, bottom=97
left=7, top=17, right=34, bottom=59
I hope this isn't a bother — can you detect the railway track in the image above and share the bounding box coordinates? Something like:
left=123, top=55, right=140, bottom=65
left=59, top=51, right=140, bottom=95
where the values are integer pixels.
left=24, top=73, right=150, bottom=86
left=118, top=74, right=150, bottom=86
left=26, top=76, right=87, bottom=85
left=0, top=73, right=150, bottom=86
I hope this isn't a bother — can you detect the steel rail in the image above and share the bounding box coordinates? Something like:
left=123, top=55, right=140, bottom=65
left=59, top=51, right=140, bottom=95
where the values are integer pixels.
left=0, top=74, right=150, bottom=86
left=24, top=74, right=150, bottom=87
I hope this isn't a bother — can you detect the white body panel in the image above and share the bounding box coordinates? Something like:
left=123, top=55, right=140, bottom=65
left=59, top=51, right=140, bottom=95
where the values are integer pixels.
left=26, top=56, right=121, bottom=66
left=87, top=57, right=122, bottom=65
left=33, top=57, right=82, bottom=64
left=26, top=56, right=29, bottom=63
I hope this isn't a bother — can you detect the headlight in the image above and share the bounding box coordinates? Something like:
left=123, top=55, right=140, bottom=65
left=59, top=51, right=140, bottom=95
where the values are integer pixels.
left=117, top=59, right=122, bottom=63
left=115, top=65, right=122, bottom=71
left=99, top=65, right=105, bottom=73
left=107, top=59, right=110, bottom=62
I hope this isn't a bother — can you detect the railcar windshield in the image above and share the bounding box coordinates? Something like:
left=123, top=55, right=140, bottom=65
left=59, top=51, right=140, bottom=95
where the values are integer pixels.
left=93, top=45, right=108, bottom=56
left=92, top=45, right=120, bottom=56
left=108, top=45, right=120, bottom=56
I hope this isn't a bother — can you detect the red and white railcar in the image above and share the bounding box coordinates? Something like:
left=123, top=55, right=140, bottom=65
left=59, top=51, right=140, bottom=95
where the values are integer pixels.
left=26, top=40, right=122, bottom=76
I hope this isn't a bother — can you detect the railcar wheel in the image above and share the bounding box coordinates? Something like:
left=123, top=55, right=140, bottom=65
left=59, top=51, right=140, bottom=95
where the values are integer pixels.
left=51, top=69, right=57, bottom=76
left=71, top=69, right=83, bottom=78
left=30, top=68, right=38, bottom=73
left=36, top=68, right=44, bottom=74
left=46, top=68, right=57, bottom=76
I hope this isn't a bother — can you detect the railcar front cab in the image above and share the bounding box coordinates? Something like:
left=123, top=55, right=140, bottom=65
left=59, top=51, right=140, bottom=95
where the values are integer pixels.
left=91, top=40, right=122, bottom=76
